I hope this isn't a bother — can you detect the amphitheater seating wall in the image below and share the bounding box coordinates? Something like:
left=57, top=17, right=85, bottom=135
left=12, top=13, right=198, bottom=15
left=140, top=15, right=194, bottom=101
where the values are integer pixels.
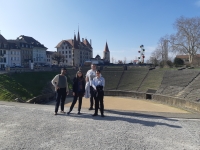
left=117, top=67, right=149, bottom=91
left=156, top=70, right=200, bottom=99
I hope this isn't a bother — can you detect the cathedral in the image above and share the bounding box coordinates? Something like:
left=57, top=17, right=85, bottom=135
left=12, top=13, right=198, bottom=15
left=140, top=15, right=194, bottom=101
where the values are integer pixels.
left=55, top=30, right=110, bottom=66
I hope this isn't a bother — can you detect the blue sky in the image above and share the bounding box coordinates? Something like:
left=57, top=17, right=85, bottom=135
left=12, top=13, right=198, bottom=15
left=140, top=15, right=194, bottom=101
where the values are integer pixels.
left=0, top=0, right=200, bottom=63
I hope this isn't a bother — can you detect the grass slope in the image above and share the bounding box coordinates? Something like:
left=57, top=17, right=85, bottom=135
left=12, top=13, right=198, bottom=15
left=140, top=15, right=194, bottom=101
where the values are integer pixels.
left=0, top=71, right=72, bottom=102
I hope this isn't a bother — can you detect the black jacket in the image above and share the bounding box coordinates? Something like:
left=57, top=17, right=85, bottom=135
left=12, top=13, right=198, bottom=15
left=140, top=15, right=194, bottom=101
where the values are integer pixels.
left=72, top=77, right=85, bottom=94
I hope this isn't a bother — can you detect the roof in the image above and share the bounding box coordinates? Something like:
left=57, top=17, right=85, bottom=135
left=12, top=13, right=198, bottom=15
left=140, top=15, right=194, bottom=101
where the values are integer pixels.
left=16, top=35, right=47, bottom=48
left=55, top=39, right=92, bottom=49
left=176, top=54, right=200, bottom=59
left=8, top=41, right=20, bottom=49
left=7, top=39, right=30, bottom=49
left=55, top=40, right=73, bottom=48
left=95, top=55, right=101, bottom=59
left=104, top=42, right=109, bottom=52
left=46, top=51, right=55, bottom=55
left=83, top=39, right=92, bottom=48
left=55, top=30, right=92, bottom=49
left=0, top=34, right=7, bottom=44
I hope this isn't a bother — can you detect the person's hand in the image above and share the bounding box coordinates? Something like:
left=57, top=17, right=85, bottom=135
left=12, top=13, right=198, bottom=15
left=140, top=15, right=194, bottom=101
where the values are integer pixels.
left=56, top=87, right=60, bottom=90
left=66, top=92, right=69, bottom=95
left=73, top=92, right=75, bottom=96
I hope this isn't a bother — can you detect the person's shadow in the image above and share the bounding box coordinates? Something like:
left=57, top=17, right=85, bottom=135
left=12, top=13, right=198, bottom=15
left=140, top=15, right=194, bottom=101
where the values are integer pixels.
left=65, top=110, right=182, bottom=129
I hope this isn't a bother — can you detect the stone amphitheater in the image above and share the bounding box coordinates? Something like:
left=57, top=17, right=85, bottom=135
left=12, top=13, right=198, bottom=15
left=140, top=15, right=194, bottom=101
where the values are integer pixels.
left=1, top=66, right=200, bottom=150
left=67, top=66, right=200, bottom=113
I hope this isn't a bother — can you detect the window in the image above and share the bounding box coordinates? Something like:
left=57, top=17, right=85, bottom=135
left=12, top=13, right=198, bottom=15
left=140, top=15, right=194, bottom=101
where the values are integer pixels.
left=69, top=55, right=71, bottom=58
left=62, top=47, right=64, bottom=49
left=66, top=55, right=68, bottom=58
left=66, top=60, right=68, bottom=63
left=66, top=46, right=67, bottom=49
left=69, top=51, right=71, bottom=54
left=62, top=51, right=64, bottom=54
left=65, top=51, right=67, bottom=54
left=4, top=58, right=6, bottom=63
left=3, top=50, right=6, bottom=54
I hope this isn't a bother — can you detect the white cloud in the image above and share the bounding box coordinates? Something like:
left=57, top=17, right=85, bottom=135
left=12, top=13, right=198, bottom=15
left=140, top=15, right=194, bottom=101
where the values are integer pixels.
left=195, top=0, right=200, bottom=7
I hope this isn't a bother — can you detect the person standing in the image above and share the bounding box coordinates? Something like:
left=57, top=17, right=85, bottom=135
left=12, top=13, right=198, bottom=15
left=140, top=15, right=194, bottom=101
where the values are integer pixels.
left=67, top=71, right=85, bottom=115
left=51, top=68, right=69, bottom=115
left=86, top=64, right=96, bottom=110
left=84, top=77, right=90, bottom=99
left=92, top=70, right=105, bottom=117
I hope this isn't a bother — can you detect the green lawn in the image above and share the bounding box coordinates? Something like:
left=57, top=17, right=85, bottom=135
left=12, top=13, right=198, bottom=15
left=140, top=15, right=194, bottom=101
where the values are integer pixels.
left=0, top=71, right=72, bottom=102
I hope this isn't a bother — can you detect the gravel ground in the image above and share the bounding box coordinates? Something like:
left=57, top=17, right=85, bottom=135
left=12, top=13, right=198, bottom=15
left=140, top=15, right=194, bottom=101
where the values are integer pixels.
left=0, top=103, right=200, bottom=150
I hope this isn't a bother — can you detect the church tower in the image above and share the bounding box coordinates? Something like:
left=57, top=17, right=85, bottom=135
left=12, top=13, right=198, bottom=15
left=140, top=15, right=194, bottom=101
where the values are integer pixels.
left=103, top=42, right=110, bottom=63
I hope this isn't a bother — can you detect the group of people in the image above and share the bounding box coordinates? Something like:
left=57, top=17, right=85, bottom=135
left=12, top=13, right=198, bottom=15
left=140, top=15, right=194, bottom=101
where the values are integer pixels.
left=51, top=64, right=105, bottom=117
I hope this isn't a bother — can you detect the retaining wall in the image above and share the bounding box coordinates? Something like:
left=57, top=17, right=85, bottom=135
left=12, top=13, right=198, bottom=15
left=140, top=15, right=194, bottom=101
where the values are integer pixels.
left=105, top=90, right=200, bottom=113
left=104, top=90, right=146, bottom=99
left=26, top=93, right=55, bottom=104
left=152, top=94, right=200, bottom=113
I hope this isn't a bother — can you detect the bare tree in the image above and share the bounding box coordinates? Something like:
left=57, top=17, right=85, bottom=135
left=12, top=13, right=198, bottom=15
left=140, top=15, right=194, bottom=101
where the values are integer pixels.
left=118, top=60, right=123, bottom=64
left=159, top=36, right=169, bottom=61
left=123, top=57, right=127, bottom=64
left=111, top=57, right=114, bottom=63
left=169, top=16, right=200, bottom=64
left=52, top=52, right=65, bottom=65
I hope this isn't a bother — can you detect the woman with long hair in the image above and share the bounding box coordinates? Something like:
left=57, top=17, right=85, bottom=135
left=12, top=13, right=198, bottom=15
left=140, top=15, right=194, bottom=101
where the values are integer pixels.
left=67, top=71, right=85, bottom=115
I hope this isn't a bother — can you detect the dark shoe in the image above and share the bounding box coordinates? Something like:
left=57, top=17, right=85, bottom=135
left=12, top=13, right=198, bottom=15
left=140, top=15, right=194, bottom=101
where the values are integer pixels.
left=77, top=112, right=81, bottom=115
left=92, top=114, right=98, bottom=116
left=88, top=107, right=93, bottom=110
left=101, top=114, right=105, bottom=117
left=67, top=111, right=70, bottom=115
left=54, top=112, right=57, bottom=115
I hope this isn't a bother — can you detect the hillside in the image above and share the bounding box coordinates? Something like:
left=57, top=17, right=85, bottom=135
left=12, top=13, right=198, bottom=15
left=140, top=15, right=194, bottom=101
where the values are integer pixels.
left=0, top=72, right=72, bottom=102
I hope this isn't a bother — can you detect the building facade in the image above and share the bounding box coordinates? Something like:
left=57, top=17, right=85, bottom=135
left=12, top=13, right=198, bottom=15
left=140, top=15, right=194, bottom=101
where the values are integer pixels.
left=8, top=42, right=21, bottom=67
left=0, top=34, right=9, bottom=69
left=176, top=54, right=200, bottom=65
left=16, top=35, right=47, bottom=66
left=85, top=42, right=111, bottom=65
left=46, top=51, right=56, bottom=66
left=55, top=30, right=93, bottom=66
left=0, top=34, right=48, bottom=69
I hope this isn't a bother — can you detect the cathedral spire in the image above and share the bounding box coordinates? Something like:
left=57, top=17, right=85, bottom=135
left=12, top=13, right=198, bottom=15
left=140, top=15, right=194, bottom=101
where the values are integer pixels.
left=73, top=32, right=77, bottom=48
left=77, top=26, right=80, bottom=43
left=104, top=41, right=109, bottom=52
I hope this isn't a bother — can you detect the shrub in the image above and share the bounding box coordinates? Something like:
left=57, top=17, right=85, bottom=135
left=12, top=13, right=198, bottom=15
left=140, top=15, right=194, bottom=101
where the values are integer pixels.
left=174, top=58, right=184, bottom=67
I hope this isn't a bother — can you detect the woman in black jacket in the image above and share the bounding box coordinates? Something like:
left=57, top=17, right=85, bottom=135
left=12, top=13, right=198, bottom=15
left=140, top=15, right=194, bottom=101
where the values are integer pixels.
left=67, top=71, right=85, bottom=115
